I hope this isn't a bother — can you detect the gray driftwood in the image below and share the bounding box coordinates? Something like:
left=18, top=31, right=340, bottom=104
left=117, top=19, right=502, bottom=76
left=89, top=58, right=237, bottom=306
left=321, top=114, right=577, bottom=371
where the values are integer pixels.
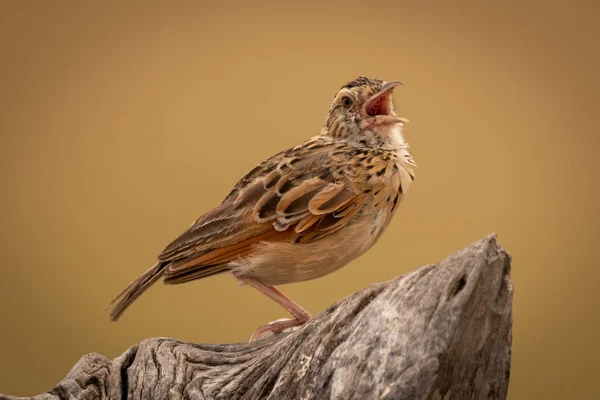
left=1, top=234, right=513, bottom=400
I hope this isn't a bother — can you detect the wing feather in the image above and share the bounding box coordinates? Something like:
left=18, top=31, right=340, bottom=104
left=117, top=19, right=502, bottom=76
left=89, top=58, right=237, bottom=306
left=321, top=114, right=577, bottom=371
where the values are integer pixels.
left=295, top=214, right=321, bottom=233
left=157, top=137, right=370, bottom=280
left=276, top=177, right=326, bottom=216
left=308, top=183, right=356, bottom=214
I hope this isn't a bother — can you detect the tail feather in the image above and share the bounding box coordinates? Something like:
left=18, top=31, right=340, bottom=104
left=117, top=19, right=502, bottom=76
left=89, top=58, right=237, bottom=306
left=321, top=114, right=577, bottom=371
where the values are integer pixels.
left=163, top=263, right=229, bottom=285
left=105, top=262, right=168, bottom=321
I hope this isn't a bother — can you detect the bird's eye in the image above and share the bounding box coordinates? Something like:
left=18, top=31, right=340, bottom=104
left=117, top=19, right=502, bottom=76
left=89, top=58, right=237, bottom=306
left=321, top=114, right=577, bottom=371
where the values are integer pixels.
left=341, top=96, right=353, bottom=108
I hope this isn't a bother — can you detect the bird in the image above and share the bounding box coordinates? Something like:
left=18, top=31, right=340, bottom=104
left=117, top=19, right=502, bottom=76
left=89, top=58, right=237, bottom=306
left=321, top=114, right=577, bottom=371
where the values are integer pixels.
left=106, top=76, right=417, bottom=341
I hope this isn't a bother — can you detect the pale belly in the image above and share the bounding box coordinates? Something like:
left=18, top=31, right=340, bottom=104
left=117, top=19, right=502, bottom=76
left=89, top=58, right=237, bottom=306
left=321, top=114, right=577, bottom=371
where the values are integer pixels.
left=230, top=210, right=393, bottom=286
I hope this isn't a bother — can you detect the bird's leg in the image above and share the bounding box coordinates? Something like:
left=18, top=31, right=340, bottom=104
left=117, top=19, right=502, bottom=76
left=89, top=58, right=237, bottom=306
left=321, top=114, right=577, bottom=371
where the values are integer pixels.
left=242, top=277, right=312, bottom=342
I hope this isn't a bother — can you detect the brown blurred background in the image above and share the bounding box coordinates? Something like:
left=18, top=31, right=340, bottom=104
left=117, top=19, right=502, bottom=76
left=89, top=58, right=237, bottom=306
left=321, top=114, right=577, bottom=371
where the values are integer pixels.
left=0, top=1, right=598, bottom=398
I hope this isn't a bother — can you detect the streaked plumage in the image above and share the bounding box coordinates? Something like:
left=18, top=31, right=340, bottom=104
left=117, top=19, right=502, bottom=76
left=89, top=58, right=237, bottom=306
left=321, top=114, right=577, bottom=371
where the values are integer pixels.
left=107, top=77, right=417, bottom=340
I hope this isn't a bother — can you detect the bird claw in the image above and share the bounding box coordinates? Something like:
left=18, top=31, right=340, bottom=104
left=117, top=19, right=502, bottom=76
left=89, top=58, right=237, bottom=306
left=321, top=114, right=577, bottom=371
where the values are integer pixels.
left=249, top=318, right=304, bottom=342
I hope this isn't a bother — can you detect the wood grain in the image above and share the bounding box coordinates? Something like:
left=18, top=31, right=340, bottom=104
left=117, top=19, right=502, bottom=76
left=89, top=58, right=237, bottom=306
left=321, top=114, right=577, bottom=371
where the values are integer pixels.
left=0, top=234, right=512, bottom=400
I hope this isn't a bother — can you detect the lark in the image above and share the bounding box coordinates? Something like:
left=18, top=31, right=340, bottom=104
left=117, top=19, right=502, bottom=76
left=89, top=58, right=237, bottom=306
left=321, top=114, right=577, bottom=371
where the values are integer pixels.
left=106, top=76, right=417, bottom=340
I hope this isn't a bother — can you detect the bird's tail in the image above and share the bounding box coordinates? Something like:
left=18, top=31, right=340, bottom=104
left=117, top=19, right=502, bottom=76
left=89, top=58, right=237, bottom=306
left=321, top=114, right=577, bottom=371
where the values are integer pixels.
left=105, top=262, right=168, bottom=321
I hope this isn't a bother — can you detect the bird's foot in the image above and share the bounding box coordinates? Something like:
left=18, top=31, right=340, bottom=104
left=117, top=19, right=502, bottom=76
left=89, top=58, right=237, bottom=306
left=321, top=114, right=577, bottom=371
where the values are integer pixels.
left=249, top=317, right=308, bottom=342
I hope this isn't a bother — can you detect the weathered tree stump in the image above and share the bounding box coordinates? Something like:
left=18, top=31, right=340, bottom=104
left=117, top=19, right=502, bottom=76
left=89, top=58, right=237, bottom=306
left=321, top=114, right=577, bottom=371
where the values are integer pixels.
left=0, top=234, right=513, bottom=400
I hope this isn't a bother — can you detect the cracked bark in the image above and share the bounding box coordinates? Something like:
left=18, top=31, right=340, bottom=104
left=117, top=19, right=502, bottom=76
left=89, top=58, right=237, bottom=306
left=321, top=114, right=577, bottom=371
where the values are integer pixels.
left=0, top=234, right=513, bottom=400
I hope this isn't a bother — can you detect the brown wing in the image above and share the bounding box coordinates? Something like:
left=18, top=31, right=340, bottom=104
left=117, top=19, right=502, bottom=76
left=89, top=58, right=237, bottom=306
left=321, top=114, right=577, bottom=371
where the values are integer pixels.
left=158, top=136, right=369, bottom=280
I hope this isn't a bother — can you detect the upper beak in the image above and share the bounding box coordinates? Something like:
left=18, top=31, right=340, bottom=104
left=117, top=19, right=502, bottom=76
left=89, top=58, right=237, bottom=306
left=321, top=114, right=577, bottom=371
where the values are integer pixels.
left=362, top=80, right=403, bottom=118
left=373, top=80, right=403, bottom=99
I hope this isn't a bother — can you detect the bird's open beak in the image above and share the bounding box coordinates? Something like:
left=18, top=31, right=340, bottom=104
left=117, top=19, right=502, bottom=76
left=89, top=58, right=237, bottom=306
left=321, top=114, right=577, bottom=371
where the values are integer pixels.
left=361, top=80, right=408, bottom=126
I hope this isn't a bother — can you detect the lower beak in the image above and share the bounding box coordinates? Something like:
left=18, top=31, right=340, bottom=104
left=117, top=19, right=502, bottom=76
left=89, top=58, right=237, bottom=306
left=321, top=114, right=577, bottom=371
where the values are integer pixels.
left=361, top=80, right=407, bottom=126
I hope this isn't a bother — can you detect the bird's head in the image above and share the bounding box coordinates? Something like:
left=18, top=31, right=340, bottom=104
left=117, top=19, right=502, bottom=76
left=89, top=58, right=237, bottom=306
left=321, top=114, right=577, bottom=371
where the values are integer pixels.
left=322, top=76, right=407, bottom=148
